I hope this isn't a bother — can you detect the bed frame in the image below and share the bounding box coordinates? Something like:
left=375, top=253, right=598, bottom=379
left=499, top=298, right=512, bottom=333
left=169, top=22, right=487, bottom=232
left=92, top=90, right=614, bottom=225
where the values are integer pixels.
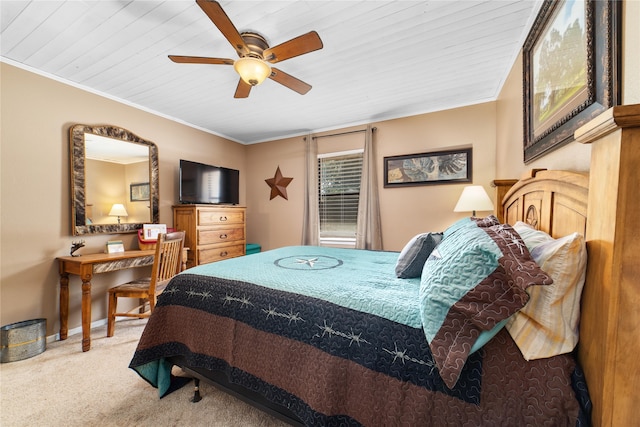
left=179, top=104, right=639, bottom=426
left=498, top=104, right=640, bottom=427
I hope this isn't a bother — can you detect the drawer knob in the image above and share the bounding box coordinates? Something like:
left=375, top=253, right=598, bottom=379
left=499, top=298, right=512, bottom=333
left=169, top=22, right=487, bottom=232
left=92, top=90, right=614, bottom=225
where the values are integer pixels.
left=220, top=234, right=228, bottom=239
left=220, top=251, right=228, bottom=257
left=219, top=216, right=228, bottom=222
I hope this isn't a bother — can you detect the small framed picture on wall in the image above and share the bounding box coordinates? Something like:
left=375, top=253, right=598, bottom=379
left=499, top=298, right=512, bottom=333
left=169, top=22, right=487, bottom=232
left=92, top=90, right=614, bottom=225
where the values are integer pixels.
left=383, top=148, right=472, bottom=187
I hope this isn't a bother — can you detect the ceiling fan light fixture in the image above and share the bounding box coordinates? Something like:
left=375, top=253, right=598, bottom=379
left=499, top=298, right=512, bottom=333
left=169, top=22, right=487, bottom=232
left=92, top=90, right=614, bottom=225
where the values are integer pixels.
left=234, top=57, right=271, bottom=86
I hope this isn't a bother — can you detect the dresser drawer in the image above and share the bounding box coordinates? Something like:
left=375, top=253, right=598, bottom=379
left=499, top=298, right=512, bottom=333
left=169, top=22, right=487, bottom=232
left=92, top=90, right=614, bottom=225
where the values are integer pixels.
left=173, top=205, right=246, bottom=267
left=198, top=209, right=244, bottom=226
left=198, top=243, right=245, bottom=264
left=198, top=226, right=244, bottom=245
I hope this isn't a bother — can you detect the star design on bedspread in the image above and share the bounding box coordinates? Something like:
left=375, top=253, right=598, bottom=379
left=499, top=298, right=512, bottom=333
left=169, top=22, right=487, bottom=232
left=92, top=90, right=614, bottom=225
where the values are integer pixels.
left=274, top=255, right=343, bottom=270
left=296, top=257, right=318, bottom=267
left=265, top=166, right=293, bottom=200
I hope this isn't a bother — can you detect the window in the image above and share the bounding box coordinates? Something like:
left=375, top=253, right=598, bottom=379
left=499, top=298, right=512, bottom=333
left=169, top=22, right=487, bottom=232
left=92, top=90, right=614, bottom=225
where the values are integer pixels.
left=318, top=150, right=363, bottom=245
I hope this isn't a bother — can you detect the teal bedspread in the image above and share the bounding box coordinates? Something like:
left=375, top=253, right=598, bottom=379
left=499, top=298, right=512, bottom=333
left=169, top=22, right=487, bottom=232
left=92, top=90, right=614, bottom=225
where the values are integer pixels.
left=182, top=245, right=422, bottom=327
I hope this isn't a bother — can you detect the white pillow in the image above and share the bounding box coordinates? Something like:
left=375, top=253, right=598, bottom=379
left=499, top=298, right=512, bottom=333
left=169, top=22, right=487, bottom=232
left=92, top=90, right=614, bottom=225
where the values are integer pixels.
left=507, top=223, right=587, bottom=360
left=513, top=221, right=554, bottom=250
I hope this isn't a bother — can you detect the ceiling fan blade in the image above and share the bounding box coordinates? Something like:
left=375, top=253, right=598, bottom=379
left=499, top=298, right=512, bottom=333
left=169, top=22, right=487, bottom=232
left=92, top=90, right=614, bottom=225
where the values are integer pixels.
left=269, top=67, right=312, bottom=95
left=234, top=79, right=252, bottom=98
left=263, top=31, right=323, bottom=64
left=196, top=0, right=249, bottom=56
left=169, top=55, right=234, bottom=65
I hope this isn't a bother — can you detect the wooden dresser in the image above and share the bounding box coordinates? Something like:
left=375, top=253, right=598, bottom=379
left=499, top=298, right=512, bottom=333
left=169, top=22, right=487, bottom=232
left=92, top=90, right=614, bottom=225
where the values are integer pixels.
left=173, top=205, right=246, bottom=268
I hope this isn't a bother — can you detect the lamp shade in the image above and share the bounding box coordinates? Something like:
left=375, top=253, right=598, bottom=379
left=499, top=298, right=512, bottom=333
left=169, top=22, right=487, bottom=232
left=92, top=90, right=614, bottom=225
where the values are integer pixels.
left=453, top=185, right=494, bottom=216
left=233, top=57, right=272, bottom=86
left=109, top=204, right=128, bottom=217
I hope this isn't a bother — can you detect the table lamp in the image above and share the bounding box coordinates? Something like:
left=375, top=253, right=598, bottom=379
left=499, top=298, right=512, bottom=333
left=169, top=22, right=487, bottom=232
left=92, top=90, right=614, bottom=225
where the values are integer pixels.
left=453, top=185, right=494, bottom=216
left=109, top=203, right=128, bottom=224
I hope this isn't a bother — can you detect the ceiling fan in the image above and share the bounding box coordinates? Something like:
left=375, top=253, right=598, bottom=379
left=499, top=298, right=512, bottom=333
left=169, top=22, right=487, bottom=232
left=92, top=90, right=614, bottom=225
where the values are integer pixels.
left=169, top=0, right=323, bottom=98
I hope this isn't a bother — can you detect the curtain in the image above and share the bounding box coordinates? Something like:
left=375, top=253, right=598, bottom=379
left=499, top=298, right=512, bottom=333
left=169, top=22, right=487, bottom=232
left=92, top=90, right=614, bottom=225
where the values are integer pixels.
left=356, top=125, right=383, bottom=249
left=301, top=134, right=319, bottom=245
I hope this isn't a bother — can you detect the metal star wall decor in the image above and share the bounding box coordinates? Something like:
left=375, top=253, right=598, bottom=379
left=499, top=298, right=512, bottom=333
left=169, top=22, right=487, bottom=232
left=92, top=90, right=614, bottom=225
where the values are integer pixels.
left=265, top=166, right=293, bottom=200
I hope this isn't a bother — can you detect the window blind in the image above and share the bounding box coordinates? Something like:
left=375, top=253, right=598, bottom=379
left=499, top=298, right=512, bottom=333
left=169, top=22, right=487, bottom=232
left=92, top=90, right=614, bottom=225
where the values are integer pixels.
left=318, top=152, right=363, bottom=238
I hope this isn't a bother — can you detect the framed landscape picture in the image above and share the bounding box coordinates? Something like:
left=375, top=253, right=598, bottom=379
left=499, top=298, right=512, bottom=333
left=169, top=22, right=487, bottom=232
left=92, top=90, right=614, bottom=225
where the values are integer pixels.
left=522, top=0, right=620, bottom=163
left=384, top=148, right=472, bottom=187
left=130, top=182, right=150, bottom=202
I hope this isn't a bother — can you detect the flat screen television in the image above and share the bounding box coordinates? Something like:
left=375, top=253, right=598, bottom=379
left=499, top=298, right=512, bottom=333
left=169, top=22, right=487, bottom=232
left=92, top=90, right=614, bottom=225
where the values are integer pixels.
left=179, top=159, right=239, bottom=205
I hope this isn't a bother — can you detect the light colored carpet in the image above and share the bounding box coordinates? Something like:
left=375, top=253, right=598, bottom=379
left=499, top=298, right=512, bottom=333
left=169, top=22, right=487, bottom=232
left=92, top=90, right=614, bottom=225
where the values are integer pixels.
left=0, top=319, right=289, bottom=427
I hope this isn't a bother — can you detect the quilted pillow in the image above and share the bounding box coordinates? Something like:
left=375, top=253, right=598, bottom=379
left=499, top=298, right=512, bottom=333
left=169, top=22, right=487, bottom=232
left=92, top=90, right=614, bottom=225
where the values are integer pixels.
left=420, top=217, right=553, bottom=388
left=395, top=232, right=443, bottom=278
left=507, top=223, right=587, bottom=360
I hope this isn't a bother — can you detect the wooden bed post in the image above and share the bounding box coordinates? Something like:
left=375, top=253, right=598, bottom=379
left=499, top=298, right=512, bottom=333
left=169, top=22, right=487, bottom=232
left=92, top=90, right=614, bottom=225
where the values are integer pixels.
left=491, top=179, right=518, bottom=223
left=574, top=104, right=640, bottom=427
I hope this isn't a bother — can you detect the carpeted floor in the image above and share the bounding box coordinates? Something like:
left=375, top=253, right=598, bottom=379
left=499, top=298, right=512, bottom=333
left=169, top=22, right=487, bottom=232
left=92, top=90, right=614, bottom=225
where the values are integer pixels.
left=0, top=319, right=289, bottom=427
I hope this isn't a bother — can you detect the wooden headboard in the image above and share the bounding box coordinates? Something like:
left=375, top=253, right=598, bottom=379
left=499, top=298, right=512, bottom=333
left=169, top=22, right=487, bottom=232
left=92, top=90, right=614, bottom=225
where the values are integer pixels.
left=496, top=105, right=640, bottom=427
left=501, top=169, right=589, bottom=238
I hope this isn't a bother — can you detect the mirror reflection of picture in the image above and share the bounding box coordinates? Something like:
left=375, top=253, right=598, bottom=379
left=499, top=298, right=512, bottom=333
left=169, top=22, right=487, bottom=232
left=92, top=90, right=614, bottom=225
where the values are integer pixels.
left=130, top=182, right=150, bottom=202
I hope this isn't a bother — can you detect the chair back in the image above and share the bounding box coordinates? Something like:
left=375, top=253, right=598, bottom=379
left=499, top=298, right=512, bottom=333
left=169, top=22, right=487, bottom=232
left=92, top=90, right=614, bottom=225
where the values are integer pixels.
left=149, top=231, right=185, bottom=294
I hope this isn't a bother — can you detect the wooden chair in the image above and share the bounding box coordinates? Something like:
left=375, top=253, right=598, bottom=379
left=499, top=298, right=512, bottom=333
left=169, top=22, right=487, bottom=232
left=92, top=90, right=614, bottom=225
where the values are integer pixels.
left=107, top=231, right=185, bottom=337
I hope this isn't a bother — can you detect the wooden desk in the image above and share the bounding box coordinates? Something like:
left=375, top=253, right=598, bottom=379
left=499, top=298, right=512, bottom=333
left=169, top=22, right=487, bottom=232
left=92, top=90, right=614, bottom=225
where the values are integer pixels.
left=58, top=250, right=155, bottom=351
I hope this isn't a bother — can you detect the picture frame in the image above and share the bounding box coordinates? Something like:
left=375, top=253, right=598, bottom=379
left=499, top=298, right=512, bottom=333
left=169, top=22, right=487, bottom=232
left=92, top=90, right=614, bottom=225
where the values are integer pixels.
left=106, top=240, right=125, bottom=254
left=130, top=182, right=150, bottom=202
left=142, top=223, right=167, bottom=240
left=383, top=148, right=472, bottom=187
left=522, top=0, right=620, bottom=163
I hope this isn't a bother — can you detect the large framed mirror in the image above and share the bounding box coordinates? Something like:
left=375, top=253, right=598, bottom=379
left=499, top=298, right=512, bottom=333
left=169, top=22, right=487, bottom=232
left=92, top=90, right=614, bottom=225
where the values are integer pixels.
left=70, top=124, right=159, bottom=235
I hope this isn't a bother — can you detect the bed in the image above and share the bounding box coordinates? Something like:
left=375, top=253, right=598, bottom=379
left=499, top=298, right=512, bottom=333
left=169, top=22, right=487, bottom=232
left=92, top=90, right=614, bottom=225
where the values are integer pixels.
left=130, top=104, right=640, bottom=426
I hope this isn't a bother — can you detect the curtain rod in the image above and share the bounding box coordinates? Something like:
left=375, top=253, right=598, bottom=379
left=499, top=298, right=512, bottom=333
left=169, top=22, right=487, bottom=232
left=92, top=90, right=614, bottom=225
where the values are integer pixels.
left=304, top=127, right=377, bottom=141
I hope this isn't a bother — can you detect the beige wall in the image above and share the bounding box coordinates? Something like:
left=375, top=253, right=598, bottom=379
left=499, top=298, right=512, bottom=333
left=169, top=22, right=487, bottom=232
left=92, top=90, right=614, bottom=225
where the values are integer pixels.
left=246, top=102, right=498, bottom=252
left=0, top=62, right=245, bottom=336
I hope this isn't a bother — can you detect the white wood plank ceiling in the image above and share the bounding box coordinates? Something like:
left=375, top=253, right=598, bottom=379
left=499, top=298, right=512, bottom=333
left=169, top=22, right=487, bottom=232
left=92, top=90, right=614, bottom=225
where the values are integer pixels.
left=1, top=0, right=543, bottom=144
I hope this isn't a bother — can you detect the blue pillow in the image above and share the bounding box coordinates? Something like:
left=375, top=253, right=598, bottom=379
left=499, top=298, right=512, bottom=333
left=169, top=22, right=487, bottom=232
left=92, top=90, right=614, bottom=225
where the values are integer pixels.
left=420, top=217, right=553, bottom=388
left=395, top=232, right=443, bottom=278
